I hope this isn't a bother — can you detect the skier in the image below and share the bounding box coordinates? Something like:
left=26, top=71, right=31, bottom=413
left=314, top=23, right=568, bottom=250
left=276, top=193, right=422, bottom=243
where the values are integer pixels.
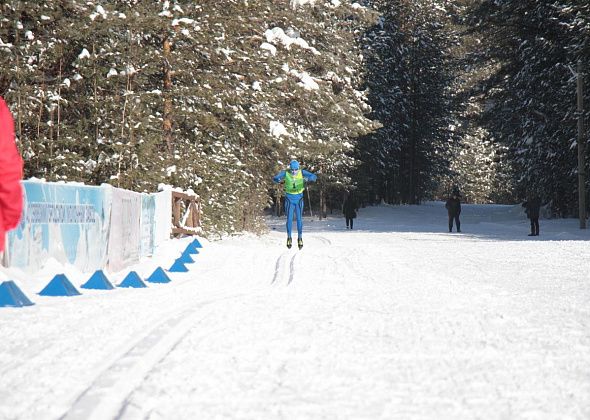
left=445, top=187, right=461, bottom=233
left=0, top=95, right=24, bottom=257
left=342, top=191, right=357, bottom=229
left=273, top=160, right=317, bottom=249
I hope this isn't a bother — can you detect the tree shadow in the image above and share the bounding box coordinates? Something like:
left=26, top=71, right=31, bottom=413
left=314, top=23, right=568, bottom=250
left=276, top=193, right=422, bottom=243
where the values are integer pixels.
left=268, top=202, right=590, bottom=243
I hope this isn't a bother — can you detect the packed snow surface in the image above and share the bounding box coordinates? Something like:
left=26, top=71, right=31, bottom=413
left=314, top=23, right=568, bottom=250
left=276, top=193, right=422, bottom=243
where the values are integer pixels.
left=1, top=202, right=589, bottom=419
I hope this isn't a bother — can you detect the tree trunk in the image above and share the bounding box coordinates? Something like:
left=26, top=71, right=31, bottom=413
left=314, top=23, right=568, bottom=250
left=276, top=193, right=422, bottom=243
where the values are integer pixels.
left=36, top=79, right=45, bottom=172
left=93, top=43, right=99, bottom=144
left=409, top=55, right=418, bottom=205
left=275, top=193, right=281, bottom=217
left=577, top=60, right=586, bottom=228
left=14, top=9, right=22, bottom=141
left=319, top=183, right=327, bottom=220
left=318, top=184, right=324, bottom=220
left=57, top=58, right=62, bottom=150
left=163, top=36, right=174, bottom=154
left=48, top=108, right=55, bottom=175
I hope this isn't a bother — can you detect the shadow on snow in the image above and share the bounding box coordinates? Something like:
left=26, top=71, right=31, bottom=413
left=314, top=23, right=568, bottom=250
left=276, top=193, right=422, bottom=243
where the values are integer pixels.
left=267, top=202, right=590, bottom=243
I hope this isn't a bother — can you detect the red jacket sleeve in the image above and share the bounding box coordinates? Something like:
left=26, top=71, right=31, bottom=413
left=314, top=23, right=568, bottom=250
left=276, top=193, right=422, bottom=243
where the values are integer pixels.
left=0, top=97, right=24, bottom=233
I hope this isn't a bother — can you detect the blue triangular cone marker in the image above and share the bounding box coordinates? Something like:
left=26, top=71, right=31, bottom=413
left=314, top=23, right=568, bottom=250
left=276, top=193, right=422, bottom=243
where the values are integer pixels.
left=169, top=259, right=189, bottom=272
left=81, top=270, right=115, bottom=290
left=118, top=271, right=147, bottom=288
left=178, top=252, right=194, bottom=264
left=184, top=243, right=199, bottom=255
left=0, top=281, right=35, bottom=307
left=146, top=267, right=171, bottom=283
left=191, top=238, right=203, bottom=248
left=39, top=274, right=81, bottom=296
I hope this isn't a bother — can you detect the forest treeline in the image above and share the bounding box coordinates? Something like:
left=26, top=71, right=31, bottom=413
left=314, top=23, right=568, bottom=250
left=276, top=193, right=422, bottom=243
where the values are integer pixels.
left=0, top=0, right=588, bottom=233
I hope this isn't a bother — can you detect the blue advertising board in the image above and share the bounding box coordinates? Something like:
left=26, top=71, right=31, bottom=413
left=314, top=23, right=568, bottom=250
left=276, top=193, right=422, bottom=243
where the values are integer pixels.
left=7, top=181, right=111, bottom=273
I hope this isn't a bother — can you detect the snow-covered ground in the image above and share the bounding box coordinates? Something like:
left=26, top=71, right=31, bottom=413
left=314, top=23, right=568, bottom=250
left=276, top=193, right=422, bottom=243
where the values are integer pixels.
left=1, top=202, right=590, bottom=420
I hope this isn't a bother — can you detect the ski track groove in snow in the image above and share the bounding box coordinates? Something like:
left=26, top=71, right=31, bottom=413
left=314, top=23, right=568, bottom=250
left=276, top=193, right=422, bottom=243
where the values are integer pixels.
left=59, top=290, right=266, bottom=420
left=271, top=251, right=289, bottom=285
left=309, top=234, right=331, bottom=245
left=271, top=248, right=305, bottom=286
left=287, top=252, right=300, bottom=285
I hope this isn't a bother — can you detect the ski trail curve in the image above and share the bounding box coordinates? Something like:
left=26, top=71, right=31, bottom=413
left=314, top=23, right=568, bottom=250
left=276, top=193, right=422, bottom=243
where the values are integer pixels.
left=271, top=251, right=289, bottom=285
left=309, top=234, right=331, bottom=245
left=59, top=291, right=262, bottom=420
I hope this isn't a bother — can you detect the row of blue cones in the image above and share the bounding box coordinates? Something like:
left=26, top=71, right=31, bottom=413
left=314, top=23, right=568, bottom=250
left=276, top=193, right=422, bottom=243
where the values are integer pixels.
left=0, top=239, right=202, bottom=308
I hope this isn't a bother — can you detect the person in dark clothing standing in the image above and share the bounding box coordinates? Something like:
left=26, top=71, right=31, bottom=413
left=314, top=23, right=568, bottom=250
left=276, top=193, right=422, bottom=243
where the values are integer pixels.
left=342, top=192, right=357, bottom=229
left=522, top=195, right=541, bottom=236
left=445, top=189, right=461, bottom=233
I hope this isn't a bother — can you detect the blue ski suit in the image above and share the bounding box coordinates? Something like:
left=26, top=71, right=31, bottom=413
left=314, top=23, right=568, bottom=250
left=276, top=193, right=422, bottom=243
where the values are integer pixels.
left=273, top=168, right=317, bottom=238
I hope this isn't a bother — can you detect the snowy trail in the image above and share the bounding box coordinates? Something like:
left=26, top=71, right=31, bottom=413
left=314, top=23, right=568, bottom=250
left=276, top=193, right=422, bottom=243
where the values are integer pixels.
left=2, top=202, right=590, bottom=419
left=60, top=290, right=267, bottom=420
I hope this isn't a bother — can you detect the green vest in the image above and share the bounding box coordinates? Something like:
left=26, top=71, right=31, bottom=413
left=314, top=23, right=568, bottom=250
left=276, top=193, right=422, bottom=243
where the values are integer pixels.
left=285, top=170, right=305, bottom=194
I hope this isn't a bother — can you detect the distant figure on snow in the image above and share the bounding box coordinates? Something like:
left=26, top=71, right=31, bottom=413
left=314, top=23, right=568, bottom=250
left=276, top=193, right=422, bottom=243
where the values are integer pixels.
left=342, top=191, right=357, bottom=230
left=445, top=187, right=461, bottom=233
left=273, top=160, right=317, bottom=249
left=0, top=95, right=24, bottom=259
left=522, top=195, right=541, bottom=236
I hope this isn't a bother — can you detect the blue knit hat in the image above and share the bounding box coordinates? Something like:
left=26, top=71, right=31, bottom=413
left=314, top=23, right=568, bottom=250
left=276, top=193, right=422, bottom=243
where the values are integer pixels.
left=289, top=160, right=300, bottom=170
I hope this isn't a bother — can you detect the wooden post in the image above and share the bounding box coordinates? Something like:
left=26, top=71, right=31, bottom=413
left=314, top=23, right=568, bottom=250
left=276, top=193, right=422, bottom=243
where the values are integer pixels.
left=171, top=191, right=202, bottom=236
left=191, top=202, right=199, bottom=228
left=173, top=196, right=181, bottom=230
left=577, top=60, right=586, bottom=229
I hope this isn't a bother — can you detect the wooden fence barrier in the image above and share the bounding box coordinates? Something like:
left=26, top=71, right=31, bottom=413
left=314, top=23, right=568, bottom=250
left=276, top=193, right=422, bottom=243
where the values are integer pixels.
left=171, top=191, right=202, bottom=237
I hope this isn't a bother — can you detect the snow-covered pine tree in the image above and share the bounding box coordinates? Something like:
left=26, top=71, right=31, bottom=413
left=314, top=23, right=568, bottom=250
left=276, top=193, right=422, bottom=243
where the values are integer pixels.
left=1, top=0, right=379, bottom=234
left=468, top=0, right=590, bottom=215
left=358, top=0, right=457, bottom=204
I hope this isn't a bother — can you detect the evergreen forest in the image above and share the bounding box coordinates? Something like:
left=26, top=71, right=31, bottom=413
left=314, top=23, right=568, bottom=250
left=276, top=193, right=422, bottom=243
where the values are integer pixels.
left=1, top=0, right=588, bottom=234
